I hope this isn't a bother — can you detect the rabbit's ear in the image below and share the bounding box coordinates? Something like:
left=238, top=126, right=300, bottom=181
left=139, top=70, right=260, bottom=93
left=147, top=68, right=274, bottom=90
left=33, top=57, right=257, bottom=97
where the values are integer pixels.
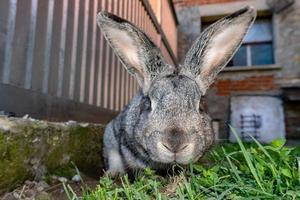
left=181, top=6, right=256, bottom=94
left=97, top=11, right=169, bottom=90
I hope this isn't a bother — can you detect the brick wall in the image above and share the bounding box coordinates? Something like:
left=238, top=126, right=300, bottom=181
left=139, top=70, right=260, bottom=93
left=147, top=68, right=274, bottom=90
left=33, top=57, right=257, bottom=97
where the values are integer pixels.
left=215, top=75, right=276, bottom=95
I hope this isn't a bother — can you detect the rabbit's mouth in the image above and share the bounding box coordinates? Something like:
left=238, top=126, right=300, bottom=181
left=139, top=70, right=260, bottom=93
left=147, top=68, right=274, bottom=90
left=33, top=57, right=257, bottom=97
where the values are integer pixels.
left=152, top=141, right=195, bottom=165
left=146, top=130, right=199, bottom=165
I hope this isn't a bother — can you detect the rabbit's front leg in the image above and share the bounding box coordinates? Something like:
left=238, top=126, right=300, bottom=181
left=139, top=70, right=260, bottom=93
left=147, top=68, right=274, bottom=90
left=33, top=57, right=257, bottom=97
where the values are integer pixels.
left=105, top=148, right=125, bottom=176
left=103, top=121, right=125, bottom=176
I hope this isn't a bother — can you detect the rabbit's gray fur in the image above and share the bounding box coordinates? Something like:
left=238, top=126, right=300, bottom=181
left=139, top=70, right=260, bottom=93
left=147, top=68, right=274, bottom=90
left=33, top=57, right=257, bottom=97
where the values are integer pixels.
left=97, top=7, right=256, bottom=174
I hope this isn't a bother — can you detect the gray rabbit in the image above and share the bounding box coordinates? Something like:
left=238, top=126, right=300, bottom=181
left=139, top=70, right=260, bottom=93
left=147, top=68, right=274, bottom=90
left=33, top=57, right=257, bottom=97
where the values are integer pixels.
left=97, top=6, right=256, bottom=175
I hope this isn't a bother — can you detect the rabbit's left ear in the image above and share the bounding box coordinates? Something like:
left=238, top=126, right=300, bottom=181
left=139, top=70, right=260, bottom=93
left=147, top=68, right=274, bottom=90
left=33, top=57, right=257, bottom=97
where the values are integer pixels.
left=181, top=6, right=256, bottom=94
left=97, top=11, right=171, bottom=91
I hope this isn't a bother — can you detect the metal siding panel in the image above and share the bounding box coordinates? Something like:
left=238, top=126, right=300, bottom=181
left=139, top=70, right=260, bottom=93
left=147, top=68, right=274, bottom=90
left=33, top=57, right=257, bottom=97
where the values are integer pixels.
left=10, top=0, right=31, bottom=87
left=133, top=1, right=140, bottom=92
left=24, top=0, right=38, bottom=89
left=109, top=58, right=116, bottom=110
left=120, top=63, right=126, bottom=109
left=73, top=0, right=85, bottom=102
left=145, top=12, right=148, bottom=37
left=143, top=7, right=147, bottom=32
left=79, top=0, right=90, bottom=102
left=68, top=0, right=80, bottom=99
left=109, top=0, right=116, bottom=110
left=120, top=0, right=127, bottom=109
left=128, top=0, right=134, bottom=101
left=88, top=0, right=98, bottom=105
left=42, top=0, right=55, bottom=93
left=48, top=0, right=63, bottom=96
left=115, top=0, right=124, bottom=111
left=115, top=61, right=121, bottom=111
left=62, top=0, right=75, bottom=99
left=148, top=15, right=152, bottom=41
left=139, top=3, right=142, bottom=28
left=83, top=0, right=94, bottom=104
left=0, top=0, right=10, bottom=83
left=132, top=0, right=138, bottom=98
left=2, top=0, right=17, bottom=84
left=110, top=0, right=119, bottom=111
left=0, top=0, right=177, bottom=118
left=125, top=0, right=131, bottom=104
left=57, top=0, right=69, bottom=97
left=31, top=0, right=49, bottom=92
left=99, top=0, right=107, bottom=107
left=93, top=10, right=100, bottom=107
left=103, top=1, right=112, bottom=108
left=97, top=0, right=106, bottom=107
left=139, top=0, right=142, bottom=28
left=104, top=42, right=113, bottom=109
left=131, top=0, right=136, bottom=99
left=93, top=2, right=101, bottom=106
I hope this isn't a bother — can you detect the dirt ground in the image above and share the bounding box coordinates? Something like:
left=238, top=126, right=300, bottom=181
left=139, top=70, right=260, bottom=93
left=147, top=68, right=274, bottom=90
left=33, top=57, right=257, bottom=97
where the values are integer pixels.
left=0, top=174, right=99, bottom=200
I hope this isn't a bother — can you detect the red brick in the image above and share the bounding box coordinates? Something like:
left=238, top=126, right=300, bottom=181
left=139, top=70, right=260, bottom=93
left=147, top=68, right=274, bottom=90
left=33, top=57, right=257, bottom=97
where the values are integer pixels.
left=215, top=75, right=276, bottom=96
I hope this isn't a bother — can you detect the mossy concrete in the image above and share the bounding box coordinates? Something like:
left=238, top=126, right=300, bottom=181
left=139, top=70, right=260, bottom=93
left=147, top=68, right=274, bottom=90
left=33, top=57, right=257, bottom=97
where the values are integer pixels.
left=0, top=116, right=105, bottom=193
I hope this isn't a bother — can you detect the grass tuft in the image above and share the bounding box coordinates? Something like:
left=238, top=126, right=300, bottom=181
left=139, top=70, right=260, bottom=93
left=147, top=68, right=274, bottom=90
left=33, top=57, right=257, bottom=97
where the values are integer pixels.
left=64, top=128, right=300, bottom=199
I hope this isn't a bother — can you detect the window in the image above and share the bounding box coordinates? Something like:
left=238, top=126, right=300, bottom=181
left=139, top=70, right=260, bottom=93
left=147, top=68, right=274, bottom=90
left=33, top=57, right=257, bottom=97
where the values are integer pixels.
left=202, top=17, right=274, bottom=67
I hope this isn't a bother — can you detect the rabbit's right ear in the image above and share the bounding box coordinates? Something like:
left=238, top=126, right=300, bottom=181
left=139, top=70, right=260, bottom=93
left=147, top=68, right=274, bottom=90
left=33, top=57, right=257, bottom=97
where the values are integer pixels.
left=97, top=11, right=171, bottom=91
left=181, top=6, right=256, bottom=94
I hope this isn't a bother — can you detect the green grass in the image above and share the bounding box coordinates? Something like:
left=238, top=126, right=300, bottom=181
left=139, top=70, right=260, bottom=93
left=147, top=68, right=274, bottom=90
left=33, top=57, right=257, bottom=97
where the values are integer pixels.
left=64, top=129, right=300, bottom=200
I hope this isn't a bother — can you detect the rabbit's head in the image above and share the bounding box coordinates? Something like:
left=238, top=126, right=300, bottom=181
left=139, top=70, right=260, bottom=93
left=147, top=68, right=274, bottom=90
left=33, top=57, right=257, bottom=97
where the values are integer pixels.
left=98, top=7, right=256, bottom=165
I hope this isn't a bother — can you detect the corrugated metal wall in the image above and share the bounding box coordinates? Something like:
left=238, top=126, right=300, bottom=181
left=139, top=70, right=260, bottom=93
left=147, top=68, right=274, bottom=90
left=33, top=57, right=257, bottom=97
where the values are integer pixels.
left=0, top=0, right=177, bottom=114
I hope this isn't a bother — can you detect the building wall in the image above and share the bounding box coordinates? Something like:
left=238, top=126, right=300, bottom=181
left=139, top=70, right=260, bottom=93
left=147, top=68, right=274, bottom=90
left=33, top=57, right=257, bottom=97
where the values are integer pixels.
left=175, top=0, right=300, bottom=140
left=0, top=0, right=178, bottom=123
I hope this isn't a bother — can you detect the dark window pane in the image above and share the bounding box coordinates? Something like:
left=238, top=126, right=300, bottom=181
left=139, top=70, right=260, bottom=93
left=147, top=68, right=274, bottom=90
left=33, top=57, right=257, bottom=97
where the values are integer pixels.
left=227, top=45, right=247, bottom=67
left=251, top=43, right=274, bottom=65
left=226, top=60, right=234, bottom=67
left=233, top=45, right=247, bottom=66
left=244, top=19, right=273, bottom=43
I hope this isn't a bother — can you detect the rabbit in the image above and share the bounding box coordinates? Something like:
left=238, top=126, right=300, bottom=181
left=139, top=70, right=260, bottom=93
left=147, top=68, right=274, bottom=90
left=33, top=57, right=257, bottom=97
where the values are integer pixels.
left=97, top=6, right=256, bottom=175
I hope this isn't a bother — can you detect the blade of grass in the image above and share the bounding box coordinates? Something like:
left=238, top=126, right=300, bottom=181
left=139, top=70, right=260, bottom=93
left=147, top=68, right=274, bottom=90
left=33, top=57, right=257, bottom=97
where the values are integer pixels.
left=222, top=147, right=244, bottom=185
left=121, top=176, right=133, bottom=200
left=249, top=135, right=283, bottom=194
left=67, top=184, right=79, bottom=200
left=249, top=135, right=276, bottom=166
left=229, top=125, right=265, bottom=192
left=237, top=185, right=277, bottom=198
left=297, top=157, right=300, bottom=183
left=62, top=182, right=72, bottom=200
left=182, top=176, right=195, bottom=200
left=216, top=185, right=238, bottom=200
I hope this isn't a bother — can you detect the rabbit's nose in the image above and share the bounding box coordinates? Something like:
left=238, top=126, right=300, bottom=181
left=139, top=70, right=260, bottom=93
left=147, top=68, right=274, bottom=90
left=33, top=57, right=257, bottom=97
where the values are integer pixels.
left=162, top=142, right=189, bottom=153
left=161, top=127, right=188, bottom=153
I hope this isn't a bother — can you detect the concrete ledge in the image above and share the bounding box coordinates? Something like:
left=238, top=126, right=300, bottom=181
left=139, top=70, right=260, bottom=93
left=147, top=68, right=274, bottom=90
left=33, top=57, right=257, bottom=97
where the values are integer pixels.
left=221, top=65, right=282, bottom=73
left=0, top=116, right=105, bottom=193
left=199, top=0, right=271, bottom=17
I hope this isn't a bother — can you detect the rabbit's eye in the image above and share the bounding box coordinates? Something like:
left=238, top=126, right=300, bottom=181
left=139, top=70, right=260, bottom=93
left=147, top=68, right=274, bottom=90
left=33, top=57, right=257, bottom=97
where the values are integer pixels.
left=198, top=101, right=205, bottom=112
left=143, top=96, right=152, bottom=112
